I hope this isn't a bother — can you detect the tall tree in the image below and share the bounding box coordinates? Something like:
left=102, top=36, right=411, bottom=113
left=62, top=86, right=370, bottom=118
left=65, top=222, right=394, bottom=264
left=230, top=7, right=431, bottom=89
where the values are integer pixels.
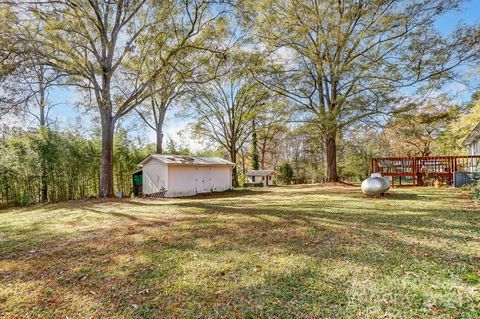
left=136, top=66, right=185, bottom=154
left=0, top=5, right=28, bottom=118
left=189, top=53, right=269, bottom=185
left=134, top=5, right=227, bottom=154
left=240, top=0, right=480, bottom=182
left=0, top=5, right=20, bottom=82
left=281, top=123, right=326, bottom=183
left=257, top=122, right=287, bottom=169
left=16, top=0, right=224, bottom=196
left=254, top=101, right=290, bottom=169
left=434, top=93, right=480, bottom=155
left=21, top=63, right=62, bottom=202
left=2, top=58, right=62, bottom=128
left=1, top=14, right=64, bottom=202
left=250, top=119, right=260, bottom=170
left=383, top=97, right=460, bottom=157
left=0, top=125, right=151, bottom=206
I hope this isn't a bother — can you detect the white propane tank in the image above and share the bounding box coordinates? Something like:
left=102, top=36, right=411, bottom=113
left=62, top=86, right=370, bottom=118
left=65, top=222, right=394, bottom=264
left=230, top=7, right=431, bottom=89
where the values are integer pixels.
left=382, top=177, right=391, bottom=192
left=361, top=177, right=386, bottom=196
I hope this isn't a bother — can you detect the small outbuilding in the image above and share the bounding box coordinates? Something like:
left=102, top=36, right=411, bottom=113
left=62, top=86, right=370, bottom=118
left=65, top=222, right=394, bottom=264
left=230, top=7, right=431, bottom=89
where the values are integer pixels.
left=245, top=170, right=277, bottom=187
left=134, top=154, right=235, bottom=197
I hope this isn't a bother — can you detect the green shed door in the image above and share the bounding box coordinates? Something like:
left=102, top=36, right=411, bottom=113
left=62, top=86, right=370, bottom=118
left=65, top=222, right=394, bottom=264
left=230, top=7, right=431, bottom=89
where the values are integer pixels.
left=133, top=174, right=143, bottom=186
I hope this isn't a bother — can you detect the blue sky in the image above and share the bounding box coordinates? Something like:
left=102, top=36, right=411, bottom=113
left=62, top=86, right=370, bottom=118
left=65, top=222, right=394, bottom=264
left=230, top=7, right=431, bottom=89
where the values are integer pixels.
left=35, top=1, right=480, bottom=147
left=435, top=0, right=480, bottom=33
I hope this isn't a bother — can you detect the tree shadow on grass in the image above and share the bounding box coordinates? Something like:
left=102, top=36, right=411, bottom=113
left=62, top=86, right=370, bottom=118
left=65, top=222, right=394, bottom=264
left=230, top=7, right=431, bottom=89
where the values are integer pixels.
left=165, top=197, right=479, bottom=231
left=385, top=192, right=419, bottom=200
left=2, top=208, right=478, bottom=318
left=1, top=187, right=479, bottom=317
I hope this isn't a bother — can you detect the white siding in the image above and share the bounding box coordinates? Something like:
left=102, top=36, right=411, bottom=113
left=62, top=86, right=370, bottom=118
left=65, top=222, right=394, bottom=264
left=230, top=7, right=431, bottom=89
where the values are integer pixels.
left=247, top=174, right=275, bottom=186
left=143, top=160, right=168, bottom=194
left=142, top=159, right=232, bottom=197
left=206, top=166, right=232, bottom=192
left=471, top=139, right=480, bottom=155
left=267, top=175, right=275, bottom=186
left=166, top=165, right=232, bottom=197
left=247, top=176, right=262, bottom=184
left=167, top=166, right=197, bottom=197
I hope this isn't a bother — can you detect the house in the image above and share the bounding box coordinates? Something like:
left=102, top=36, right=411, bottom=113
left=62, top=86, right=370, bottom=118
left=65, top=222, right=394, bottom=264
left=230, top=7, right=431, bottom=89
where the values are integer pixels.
left=462, top=121, right=480, bottom=155
left=133, top=154, right=235, bottom=197
left=245, top=170, right=277, bottom=186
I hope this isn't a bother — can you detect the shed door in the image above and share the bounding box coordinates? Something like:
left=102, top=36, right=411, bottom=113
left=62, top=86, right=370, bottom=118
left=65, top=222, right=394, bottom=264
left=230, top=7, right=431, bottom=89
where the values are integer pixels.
left=196, top=167, right=212, bottom=193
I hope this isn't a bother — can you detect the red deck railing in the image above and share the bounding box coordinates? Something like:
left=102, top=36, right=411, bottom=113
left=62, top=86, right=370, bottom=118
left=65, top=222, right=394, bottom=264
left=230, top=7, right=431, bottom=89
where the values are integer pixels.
left=370, top=156, right=480, bottom=186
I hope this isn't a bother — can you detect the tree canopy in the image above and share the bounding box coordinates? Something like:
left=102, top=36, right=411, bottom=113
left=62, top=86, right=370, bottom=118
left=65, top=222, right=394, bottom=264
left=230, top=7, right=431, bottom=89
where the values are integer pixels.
left=239, top=0, right=480, bottom=181
left=0, top=0, right=479, bottom=205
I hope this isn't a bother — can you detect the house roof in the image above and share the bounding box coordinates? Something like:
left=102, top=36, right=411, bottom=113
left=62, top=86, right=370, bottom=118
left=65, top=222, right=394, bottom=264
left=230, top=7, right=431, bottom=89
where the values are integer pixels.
left=139, top=154, right=235, bottom=167
left=462, top=121, right=480, bottom=146
left=245, top=170, right=276, bottom=176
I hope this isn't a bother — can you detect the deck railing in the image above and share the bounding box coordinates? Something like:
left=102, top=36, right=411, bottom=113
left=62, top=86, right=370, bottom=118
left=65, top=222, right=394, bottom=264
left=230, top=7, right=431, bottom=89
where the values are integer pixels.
left=370, top=156, right=480, bottom=186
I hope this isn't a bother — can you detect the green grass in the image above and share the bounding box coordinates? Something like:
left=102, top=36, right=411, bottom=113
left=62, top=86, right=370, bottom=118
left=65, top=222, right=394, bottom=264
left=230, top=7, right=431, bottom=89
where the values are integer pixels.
left=0, top=185, right=479, bottom=318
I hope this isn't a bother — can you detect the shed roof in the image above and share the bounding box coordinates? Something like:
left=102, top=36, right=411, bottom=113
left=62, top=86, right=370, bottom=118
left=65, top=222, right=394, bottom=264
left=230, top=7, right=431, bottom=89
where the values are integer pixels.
left=132, top=168, right=143, bottom=175
left=462, top=121, right=480, bottom=146
left=245, top=170, right=276, bottom=176
left=139, top=154, right=235, bottom=167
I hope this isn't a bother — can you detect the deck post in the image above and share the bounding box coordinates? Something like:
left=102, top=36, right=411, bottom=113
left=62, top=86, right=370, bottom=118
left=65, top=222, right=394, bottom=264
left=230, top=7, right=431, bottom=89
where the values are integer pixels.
left=413, top=157, right=416, bottom=187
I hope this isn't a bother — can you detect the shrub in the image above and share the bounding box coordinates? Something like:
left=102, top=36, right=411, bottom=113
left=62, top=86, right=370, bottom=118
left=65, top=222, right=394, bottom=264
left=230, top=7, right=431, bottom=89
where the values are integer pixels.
left=278, top=162, right=293, bottom=185
left=467, top=180, right=480, bottom=201
left=15, top=194, right=35, bottom=207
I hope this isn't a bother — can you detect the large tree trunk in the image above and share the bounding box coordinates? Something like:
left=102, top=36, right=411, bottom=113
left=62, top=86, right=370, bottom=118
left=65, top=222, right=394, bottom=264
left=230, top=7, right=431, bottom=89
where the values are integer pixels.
left=422, top=142, right=432, bottom=157
left=242, top=155, right=246, bottom=176
left=40, top=154, right=48, bottom=202
left=156, top=130, right=164, bottom=154
left=39, top=147, right=48, bottom=202
left=260, top=139, right=266, bottom=170
left=325, top=131, right=339, bottom=182
left=39, top=73, right=48, bottom=202
left=100, top=111, right=115, bottom=197
left=230, top=148, right=238, bottom=187
left=153, top=98, right=167, bottom=154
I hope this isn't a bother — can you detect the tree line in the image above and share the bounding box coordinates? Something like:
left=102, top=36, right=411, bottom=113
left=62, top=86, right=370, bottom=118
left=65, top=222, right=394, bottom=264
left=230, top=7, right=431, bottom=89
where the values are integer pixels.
left=1, top=0, right=479, bottom=205
left=0, top=127, right=151, bottom=205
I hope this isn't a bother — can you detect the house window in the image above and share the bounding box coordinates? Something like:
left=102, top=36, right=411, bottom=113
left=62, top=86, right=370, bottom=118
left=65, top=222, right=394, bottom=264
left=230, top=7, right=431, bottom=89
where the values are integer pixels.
left=269, top=175, right=272, bottom=180
left=252, top=176, right=255, bottom=182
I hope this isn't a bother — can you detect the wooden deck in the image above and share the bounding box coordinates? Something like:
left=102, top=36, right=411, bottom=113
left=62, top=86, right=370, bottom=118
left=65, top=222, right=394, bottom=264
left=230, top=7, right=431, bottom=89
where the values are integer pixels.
left=370, top=156, right=480, bottom=186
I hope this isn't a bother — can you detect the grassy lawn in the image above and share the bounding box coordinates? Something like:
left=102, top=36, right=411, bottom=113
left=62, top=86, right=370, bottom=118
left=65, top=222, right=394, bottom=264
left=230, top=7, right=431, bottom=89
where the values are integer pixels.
left=0, top=185, right=479, bottom=318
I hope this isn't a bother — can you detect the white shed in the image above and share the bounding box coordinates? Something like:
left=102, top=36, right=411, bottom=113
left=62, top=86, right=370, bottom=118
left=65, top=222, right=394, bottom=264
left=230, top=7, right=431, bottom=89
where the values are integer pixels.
left=137, top=154, right=235, bottom=197
left=245, top=170, right=277, bottom=187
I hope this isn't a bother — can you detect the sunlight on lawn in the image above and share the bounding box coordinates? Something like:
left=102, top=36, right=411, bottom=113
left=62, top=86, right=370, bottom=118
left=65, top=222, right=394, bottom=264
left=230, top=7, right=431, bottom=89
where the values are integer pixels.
left=0, top=185, right=479, bottom=318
